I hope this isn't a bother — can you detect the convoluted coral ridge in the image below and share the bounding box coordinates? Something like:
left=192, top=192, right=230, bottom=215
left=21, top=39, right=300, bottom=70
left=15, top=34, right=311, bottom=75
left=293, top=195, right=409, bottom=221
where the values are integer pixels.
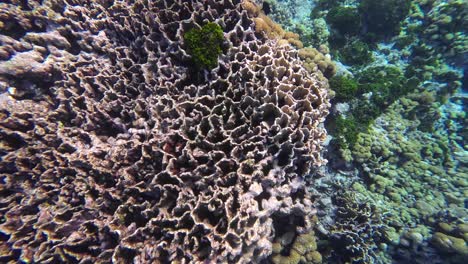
left=0, top=0, right=330, bottom=263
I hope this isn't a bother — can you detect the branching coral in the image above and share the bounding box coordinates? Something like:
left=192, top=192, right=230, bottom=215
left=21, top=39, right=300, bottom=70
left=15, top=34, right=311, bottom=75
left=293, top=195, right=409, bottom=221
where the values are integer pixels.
left=329, top=191, right=387, bottom=264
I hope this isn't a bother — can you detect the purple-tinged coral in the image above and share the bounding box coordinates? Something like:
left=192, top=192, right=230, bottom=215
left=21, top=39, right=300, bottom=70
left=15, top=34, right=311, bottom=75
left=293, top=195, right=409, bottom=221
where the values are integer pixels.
left=0, top=0, right=330, bottom=263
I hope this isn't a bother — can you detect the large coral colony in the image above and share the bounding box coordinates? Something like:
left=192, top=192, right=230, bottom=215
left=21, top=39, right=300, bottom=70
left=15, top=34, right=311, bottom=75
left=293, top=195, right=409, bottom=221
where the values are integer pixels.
left=0, top=0, right=328, bottom=263
left=0, top=0, right=466, bottom=264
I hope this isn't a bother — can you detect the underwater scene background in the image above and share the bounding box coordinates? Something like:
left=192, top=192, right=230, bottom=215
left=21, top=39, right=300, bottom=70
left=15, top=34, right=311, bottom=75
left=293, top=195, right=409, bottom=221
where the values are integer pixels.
left=0, top=0, right=466, bottom=263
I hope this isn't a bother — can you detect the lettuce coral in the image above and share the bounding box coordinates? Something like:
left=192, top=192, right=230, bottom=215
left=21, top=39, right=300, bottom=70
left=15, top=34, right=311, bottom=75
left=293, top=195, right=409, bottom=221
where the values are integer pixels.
left=0, top=0, right=331, bottom=263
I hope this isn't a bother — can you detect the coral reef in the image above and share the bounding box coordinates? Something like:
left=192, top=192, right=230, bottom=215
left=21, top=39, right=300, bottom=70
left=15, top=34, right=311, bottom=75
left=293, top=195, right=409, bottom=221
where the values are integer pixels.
left=0, top=0, right=331, bottom=263
left=356, top=65, right=419, bottom=109
left=326, top=65, right=419, bottom=158
left=298, top=47, right=336, bottom=79
left=271, top=230, right=322, bottom=264
left=395, top=0, right=466, bottom=86
left=267, top=1, right=467, bottom=263
left=1, top=0, right=466, bottom=263
left=336, top=39, right=373, bottom=66
left=243, top=0, right=305, bottom=49
left=359, top=0, right=412, bottom=39
left=328, top=191, right=388, bottom=264
left=397, top=0, right=467, bottom=63
left=328, top=75, right=358, bottom=102
left=326, top=6, right=361, bottom=37
left=307, top=18, right=331, bottom=48
left=432, top=232, right=467, bottom=255
left=329, top=115, right=359, bottom=149
left=265, top=0, right=331, bottom=48
left=246, top=1, right=336, bottom=78
left=350, top=94, right=467, bottom=263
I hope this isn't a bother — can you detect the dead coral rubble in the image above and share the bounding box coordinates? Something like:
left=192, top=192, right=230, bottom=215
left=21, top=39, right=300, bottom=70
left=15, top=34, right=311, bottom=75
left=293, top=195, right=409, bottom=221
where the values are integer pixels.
left=0, top=0, right=330, bottom=263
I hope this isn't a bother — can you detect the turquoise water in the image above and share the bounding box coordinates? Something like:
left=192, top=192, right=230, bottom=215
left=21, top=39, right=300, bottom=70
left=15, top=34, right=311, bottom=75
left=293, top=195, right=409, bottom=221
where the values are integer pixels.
left=0, top=0, right=466, bottom=263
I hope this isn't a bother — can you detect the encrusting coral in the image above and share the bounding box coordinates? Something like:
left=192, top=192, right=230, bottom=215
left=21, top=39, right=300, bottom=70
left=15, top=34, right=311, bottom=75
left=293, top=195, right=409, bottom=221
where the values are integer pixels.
left=0, top=0, right=330, bottom=263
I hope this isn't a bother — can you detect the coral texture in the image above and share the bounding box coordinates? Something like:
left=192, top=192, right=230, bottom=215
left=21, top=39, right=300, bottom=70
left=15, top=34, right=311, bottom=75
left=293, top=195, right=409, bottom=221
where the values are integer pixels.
left=271, top=228, right=323, bottom=264
left=329, top=191, right=387, bottom=264
left=298, top=47, right=337, bottom=79
left=350, top=94, right=467, bottom=263
left=243, top=0, right=304, bottom=49
left=0, top=0, right=330, bottom=263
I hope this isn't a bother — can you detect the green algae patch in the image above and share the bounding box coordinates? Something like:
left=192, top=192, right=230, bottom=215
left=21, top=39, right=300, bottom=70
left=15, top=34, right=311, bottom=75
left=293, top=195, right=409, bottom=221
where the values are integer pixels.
left=184, top=22, right=224, bottom=70
left=329, top=75, right=359, bottom=102
left=359, top=0, right=411, bottom=39
left=338, top=40, right=373, bottom=66
left=332, top=115, right=359, bottom=148
left=326, top=6, right=361, bottom=36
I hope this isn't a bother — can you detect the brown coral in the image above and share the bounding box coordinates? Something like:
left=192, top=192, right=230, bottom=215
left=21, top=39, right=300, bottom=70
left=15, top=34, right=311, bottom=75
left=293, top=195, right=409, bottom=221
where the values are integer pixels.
left=241, top=0, right=261, bottom=17
left=298, top=47, right=337, bottom=79
left=0, top=0, right=330, bottom=263
left=243, top=0, right=304, bottom=49
left=271, top=230, right=322, bottom=264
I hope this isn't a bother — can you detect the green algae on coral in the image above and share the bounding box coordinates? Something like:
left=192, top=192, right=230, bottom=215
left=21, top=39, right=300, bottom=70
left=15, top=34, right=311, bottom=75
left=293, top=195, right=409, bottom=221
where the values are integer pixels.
left=326, top=6, right=361, bottom=36
left=331, top=115, right=360, bottom=148
left=329, top=75, right=359, bottom=102
left=338, top=39, right=373, bottom=66
left=359, top=0, right=411, bottom=39
left=184, top=22, right=224, bottom=70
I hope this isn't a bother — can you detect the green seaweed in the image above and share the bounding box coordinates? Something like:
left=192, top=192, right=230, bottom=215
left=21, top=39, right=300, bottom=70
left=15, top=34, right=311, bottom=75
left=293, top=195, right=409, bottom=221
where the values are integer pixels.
left=184, top=22, right=224, bottom=70
left=329, top=66, right=420, bottom=152
left=338, top=40, right=373, bottom=66
left=357, top=65, right=418, bottom=108
left=329, top=75, right=359, bottom=102
left=352, top=100, right=381, bottom=126
left=359, top=0, right=411, bottom=39
left=326, top=6, right=361, bottom=36
left=333, top=115, right=360, bottom=148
